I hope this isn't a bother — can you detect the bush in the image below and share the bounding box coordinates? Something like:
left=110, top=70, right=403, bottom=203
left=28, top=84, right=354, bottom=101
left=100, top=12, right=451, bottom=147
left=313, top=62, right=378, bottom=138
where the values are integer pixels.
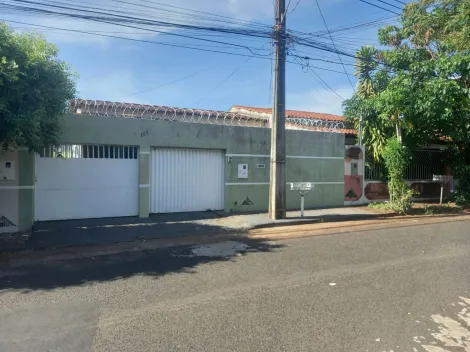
left=452, top=164, right=470, bottom=205
left=382, top=138, right=413, bottom=214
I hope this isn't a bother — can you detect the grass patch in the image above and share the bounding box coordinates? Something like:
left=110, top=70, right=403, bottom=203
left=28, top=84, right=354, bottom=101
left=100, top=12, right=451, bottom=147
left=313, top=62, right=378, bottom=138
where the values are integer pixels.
left=368, top=202, right=393, bottom=211
left=421, top=203, right=463, bottom=215
left=368, top=201, right=464, bottom=215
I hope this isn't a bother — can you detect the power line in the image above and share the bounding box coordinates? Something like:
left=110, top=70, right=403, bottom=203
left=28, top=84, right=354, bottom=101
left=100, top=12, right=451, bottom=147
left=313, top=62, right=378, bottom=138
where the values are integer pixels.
left=125, top=65, right=218, bottom=98
left=196, top=42, right=272, bottom=104
left=2, top=18, right=354, bottom=75
left=3, top=0, right=399, bottom=68
left=3, top=3, right=380, bottom=74
left=370, top=0, right=403, bottom=11
left=289, top=54, right=356, bottom=67
left=2, top=0, right=271, bottom=39
left=291, top=53, right=345, bottom=101
left=2, top=0, right=273, bottom=54
left=357, top=0, right=401, bottom=15
left=113, top=0, right=269, bottom=29
left=0, top=18, right=271, bottom=58
left=289, top=15, right=397, bottom=38
left=384, top=0, right=407, bottom=5
left=309, top=67, right=344, bottom=100
left=196, top=66, right=242, bottom=104
left=285, top=0, right=301, bottom=17
left=219, top=0, right=265, bottom=25
left=314, top=0, right=355, bottom=91
left=8, top=25, right=271, bottom=51
left=6, top=0, right=269, bottom=30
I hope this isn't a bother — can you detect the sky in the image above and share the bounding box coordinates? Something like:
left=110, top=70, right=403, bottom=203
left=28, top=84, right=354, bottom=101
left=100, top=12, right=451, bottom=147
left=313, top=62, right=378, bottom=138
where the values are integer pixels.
left=1, top=0, right=405, bottom=116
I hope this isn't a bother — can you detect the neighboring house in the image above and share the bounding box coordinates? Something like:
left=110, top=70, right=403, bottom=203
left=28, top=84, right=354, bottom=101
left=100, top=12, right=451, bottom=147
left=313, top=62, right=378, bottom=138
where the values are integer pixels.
left=230, top=106, right=357, bottom=144
left=0, top=100, right=351, bottom=233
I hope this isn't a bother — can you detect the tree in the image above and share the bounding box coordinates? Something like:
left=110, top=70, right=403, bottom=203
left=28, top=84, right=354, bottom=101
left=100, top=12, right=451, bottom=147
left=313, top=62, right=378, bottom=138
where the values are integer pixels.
left=0, top=23, right=76, bottom=152
left=343, top=0, right=470, bottom=206
left=343, top=46, right=391, bottom=161
left=343, top=0, right=470, bottom=157
left=375, top=0, right=470, bottom=149
left=382, top=137, right=413, bottom=214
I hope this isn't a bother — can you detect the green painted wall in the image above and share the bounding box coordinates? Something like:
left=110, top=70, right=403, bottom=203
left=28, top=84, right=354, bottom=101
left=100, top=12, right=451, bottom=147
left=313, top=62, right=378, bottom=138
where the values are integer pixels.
left=59, top=114, right=345, bottom=215
left=0, top=150, right=35, bottom=232
left=138, top=152, right=150, bottom=217
left=225, top=183, right=344, bottom=213
left=17, top=151, right=35, bottom=231
left=59, top=114, right=344, bottom=157
left=14, top=114, right=345, bottom=231
left=0, top=151, right=19, bottom=233
left=225, top=158, right=344, bottom=183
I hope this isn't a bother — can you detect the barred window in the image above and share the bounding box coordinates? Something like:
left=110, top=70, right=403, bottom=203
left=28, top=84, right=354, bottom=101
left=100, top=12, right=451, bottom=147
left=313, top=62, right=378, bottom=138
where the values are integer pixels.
left=40, top=145, right=138, bottom=159
left=365, top=148, right=446, bottom=181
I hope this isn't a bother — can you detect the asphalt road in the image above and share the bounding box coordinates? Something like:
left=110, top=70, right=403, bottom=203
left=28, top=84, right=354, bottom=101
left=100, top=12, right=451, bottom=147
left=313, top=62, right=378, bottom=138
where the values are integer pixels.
left=1, top=219, right=469, bottom=352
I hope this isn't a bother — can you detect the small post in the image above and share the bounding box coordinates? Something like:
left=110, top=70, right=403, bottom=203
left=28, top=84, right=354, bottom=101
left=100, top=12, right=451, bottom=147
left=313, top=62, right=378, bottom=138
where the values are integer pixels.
left=440, top=183, right=444, bottom=205
left=433, top=175, right=453, bottom=206
left=290, top=183, right=314, bottom=218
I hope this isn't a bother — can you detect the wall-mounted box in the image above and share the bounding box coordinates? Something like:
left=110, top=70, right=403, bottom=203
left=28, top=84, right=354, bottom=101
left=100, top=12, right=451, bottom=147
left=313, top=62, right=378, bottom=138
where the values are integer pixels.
left=238, top=163, right=248, bottom=179
left=0, top=161, right=15, bottom=181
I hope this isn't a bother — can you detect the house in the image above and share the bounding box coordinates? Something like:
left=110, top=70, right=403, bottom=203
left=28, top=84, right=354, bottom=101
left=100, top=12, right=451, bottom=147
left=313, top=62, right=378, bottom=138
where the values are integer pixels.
left=0, top=100, right=351, bottom=233
left=229, top=106, right=357, bottom=144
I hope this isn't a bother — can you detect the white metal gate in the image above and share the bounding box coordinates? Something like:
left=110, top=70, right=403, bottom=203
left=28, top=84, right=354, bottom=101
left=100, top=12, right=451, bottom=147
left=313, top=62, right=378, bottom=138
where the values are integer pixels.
left=151, top=148, right=225, bottom=213
left=35, top=145, right=139, bottom=221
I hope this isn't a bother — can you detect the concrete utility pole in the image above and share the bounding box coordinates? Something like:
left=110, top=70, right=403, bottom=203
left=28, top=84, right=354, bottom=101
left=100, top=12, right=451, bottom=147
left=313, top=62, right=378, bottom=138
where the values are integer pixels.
left=269, top=0, right=287, bottom=220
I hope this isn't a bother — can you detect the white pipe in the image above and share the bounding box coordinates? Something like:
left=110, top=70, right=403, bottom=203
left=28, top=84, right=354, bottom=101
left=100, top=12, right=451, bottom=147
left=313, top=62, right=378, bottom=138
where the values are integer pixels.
left=440, top=184, right=444, bottom=205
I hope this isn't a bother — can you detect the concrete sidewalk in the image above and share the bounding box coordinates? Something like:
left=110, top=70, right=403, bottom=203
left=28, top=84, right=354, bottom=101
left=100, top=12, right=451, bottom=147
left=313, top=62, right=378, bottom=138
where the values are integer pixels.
left=4, top=207, right=377, bottom=252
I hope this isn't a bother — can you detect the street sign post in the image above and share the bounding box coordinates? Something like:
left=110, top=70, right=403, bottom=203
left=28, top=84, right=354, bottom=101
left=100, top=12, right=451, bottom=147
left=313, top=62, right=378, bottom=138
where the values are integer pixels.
left=290, top=182, right=314, bottom=217
left=432, top=175, right=453, bottom=205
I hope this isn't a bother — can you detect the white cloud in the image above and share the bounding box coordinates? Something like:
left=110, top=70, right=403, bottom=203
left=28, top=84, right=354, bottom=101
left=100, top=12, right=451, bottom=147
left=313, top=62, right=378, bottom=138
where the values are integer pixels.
left=287, top=85, right=354, bottom=116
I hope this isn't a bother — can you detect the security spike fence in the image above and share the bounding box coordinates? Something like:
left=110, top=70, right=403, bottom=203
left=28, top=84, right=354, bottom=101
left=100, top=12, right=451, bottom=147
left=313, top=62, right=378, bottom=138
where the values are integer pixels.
left=365, top=148, right=447, bottom=181
left=69, top=99, right=347, bottom=133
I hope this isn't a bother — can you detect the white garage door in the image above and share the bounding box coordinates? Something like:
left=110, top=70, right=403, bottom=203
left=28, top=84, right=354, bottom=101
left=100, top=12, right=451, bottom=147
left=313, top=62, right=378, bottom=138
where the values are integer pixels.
left=151, top=148, right=225, bottom=213
left=35, top=145, right=139, bottom=221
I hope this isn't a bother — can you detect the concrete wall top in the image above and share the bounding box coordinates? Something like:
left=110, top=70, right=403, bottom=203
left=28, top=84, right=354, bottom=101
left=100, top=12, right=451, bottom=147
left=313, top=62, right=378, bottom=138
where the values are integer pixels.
left=60, top=114, right=345, bottom=157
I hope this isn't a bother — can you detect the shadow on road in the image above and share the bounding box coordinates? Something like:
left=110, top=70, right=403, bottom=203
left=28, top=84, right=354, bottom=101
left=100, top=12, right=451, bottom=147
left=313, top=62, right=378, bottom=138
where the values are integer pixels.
left=0, top=237, right=284, bottom=291
left=28, top=212, right=235, bottom=251
left=25, top=210, right=387, bottom=251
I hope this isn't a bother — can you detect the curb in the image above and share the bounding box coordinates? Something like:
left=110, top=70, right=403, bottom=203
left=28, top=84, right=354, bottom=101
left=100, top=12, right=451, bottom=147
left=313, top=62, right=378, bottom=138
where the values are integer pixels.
left=249, top=213, right=470, bottom=239
left=250, top=218, right=321, bottom=230
left=2, top=213, right=469, bottom=266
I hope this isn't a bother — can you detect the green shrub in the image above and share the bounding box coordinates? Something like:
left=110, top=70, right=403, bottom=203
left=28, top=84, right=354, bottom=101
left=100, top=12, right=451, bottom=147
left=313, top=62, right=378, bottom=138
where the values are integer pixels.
left=452, top=164, right=470, bottom=205
left=382, top=138, right=413, bottom=214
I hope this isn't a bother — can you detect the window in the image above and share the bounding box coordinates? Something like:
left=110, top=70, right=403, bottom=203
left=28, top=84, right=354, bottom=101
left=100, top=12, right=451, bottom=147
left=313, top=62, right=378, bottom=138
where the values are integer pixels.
left=39, top=145, right=139, bottom=159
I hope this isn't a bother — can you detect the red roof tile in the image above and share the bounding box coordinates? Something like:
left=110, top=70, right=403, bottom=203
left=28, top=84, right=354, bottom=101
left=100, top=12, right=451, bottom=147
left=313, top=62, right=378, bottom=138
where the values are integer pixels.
left=286, top=122, right=356, bottom=135
left=231, top=105, right=345, bottom=122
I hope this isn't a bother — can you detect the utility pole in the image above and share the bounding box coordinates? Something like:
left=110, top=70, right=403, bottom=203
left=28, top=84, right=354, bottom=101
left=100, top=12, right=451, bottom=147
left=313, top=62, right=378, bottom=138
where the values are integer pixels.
left=269, top=0, right=287, bottom=220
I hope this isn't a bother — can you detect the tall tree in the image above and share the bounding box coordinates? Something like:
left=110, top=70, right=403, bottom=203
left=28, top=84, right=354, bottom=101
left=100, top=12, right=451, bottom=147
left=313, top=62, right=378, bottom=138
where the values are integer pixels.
left=0, top=23, right=76, bottom=152
left=343, top=46, right=392, bottom=161
left=343, top=0, right=470, bottom=156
